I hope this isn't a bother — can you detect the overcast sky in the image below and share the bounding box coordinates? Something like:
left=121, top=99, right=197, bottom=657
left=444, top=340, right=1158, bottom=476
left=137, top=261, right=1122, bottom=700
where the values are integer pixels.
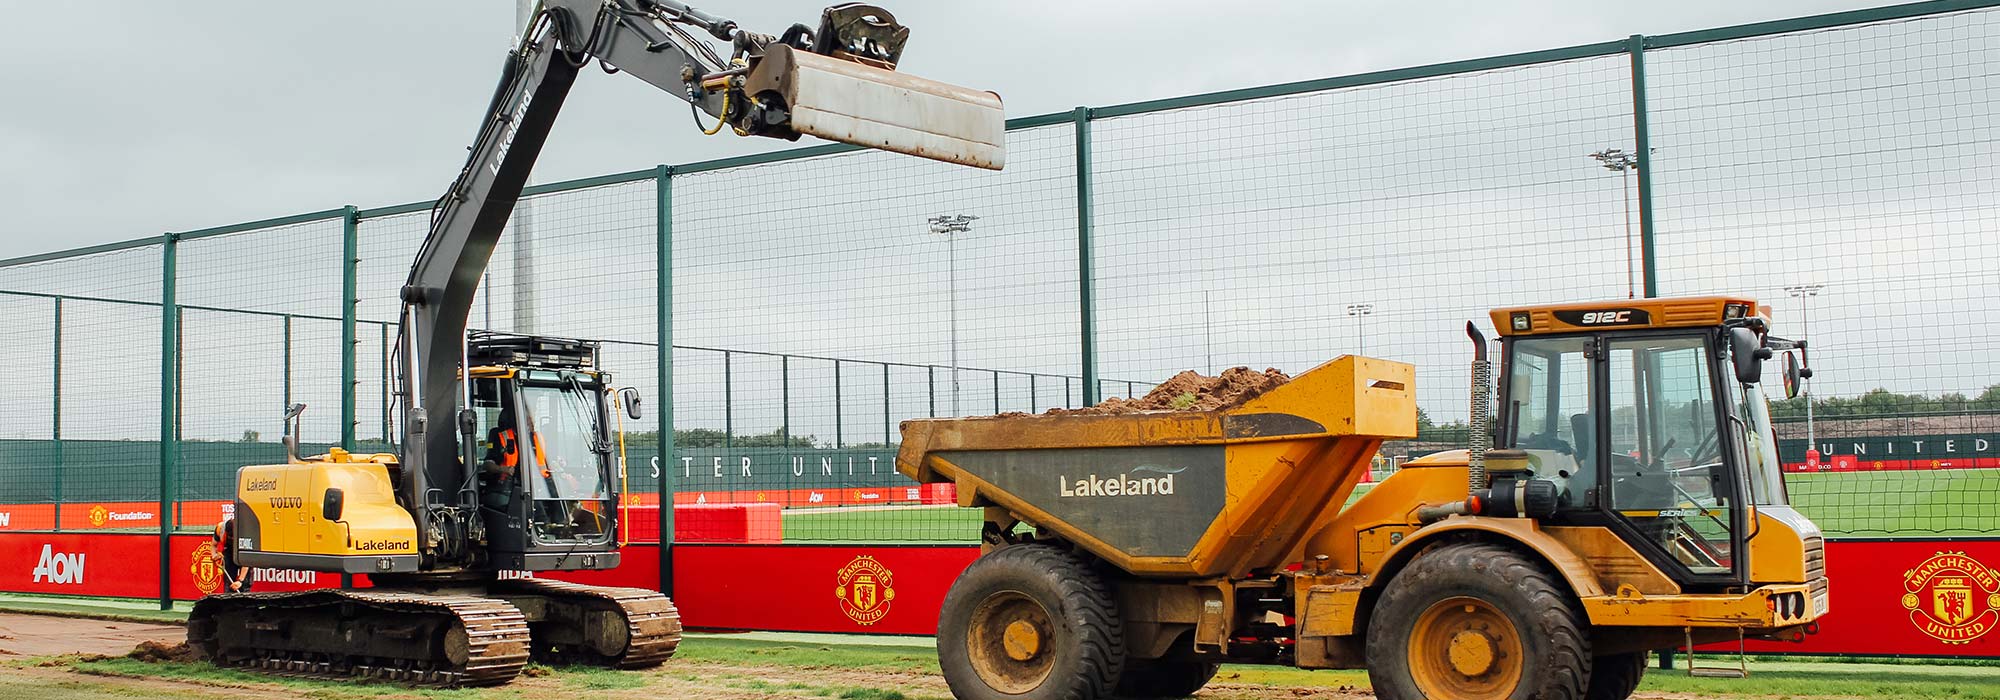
left=0, top=0, right=1888, bottom=260
left=6, top=0, right=1995, bottom=447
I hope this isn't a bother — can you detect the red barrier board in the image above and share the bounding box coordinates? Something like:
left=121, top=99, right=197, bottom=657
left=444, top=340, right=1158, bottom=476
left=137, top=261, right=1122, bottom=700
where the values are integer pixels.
left=4, top=532, right=1998, bottom=657
left=1723, top=539, right=2000, bottom=657
left=672, top=544, right=978, bottom=635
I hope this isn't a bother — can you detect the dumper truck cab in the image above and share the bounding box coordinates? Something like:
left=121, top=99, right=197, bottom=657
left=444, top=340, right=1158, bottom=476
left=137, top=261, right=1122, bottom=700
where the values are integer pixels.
left=898, top=295, right=1826, bottom=700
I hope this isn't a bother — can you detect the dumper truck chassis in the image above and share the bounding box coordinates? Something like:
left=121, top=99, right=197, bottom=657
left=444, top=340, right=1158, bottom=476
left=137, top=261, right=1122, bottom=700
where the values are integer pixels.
left=899, top=297, right=1829, bottom=700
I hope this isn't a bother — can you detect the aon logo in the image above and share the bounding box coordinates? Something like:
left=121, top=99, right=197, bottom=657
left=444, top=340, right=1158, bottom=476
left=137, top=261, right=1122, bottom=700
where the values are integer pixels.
left=31, top=544, right=84, bottom=584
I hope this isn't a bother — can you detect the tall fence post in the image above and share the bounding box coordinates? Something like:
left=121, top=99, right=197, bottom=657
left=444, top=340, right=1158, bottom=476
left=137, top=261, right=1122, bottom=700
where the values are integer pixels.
left=283, top=315, right=294, bottom=439
left=882, top=363, right=891, bottom=445
left=341, top=205, right=359, bottom=449
left=158, top=233, right=179, bottom=610
left=51, top=298, right=63, bottom=531
left=653, top=165, right=675, bottom=597
left=834, top=360, right=844, bottom=448
left=1075, top=106, right=1100, bottom=405
left=1629, top=35, right=1660, bottom=299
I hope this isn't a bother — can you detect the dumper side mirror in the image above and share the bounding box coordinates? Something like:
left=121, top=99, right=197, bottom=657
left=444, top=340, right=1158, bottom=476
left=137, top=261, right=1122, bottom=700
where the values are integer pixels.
left=1728, top=327, right=1769, bottom=385
left=1781, top=352, right=1803, bottom=399
left=619, top=388, right=643, bottom=421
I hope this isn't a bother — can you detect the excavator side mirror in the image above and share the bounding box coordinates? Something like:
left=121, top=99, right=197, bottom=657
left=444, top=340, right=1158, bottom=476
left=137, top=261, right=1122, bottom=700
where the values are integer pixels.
left=322, top=488, right=345, bottom=522
left=620, top=388, right=643, bottom=421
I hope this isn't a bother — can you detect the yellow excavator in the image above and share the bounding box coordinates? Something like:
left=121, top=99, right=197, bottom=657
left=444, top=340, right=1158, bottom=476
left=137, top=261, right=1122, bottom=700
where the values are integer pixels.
left=187, top=1, right=1002, bottom=686
left=900, top=296, right=1826, bottom=700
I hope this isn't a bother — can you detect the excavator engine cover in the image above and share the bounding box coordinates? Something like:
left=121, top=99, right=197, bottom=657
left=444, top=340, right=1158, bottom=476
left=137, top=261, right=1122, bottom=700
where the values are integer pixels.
left=744, top=44, right=1005, bottom=170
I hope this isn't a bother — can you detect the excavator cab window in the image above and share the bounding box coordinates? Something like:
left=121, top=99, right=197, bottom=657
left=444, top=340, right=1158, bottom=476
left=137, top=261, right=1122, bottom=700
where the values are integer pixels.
left=518, top=381, right=614, bottom=545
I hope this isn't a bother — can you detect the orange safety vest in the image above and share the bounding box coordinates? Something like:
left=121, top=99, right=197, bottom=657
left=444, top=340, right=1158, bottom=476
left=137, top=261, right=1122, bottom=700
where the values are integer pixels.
left=496, top=430, right=520, bottom=468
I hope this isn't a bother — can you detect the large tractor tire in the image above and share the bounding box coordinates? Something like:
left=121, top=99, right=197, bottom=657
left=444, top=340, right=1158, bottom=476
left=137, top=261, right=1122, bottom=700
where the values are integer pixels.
left=937, top=544, right=1125, bottom=700
left=1365, top=542, right=1591, bottom=700
left=1115, top=658, right=1220, bottom=698
left=1585, top=652, right=1648, bottom=700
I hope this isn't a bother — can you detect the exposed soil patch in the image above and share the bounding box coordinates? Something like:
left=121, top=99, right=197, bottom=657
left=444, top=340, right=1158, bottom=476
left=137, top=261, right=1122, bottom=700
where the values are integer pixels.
left=0, top=612, right=183, bottom=658
left=127, top=640, right=201, bottom=663
left=1049, top=367, right=1292, bottom=415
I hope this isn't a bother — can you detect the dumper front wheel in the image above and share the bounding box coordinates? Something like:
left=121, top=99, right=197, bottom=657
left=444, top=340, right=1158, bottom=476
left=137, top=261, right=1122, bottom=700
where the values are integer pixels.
left=1365, top=543, right=1590, bottom=700
left=938, top=545, right=1124, bottom=700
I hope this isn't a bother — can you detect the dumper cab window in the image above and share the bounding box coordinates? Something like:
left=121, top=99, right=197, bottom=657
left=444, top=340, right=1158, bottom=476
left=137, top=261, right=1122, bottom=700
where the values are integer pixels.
left=1503, top=336, right=1597, bottom=505
left=1604, top=335, right=1737, bottom=577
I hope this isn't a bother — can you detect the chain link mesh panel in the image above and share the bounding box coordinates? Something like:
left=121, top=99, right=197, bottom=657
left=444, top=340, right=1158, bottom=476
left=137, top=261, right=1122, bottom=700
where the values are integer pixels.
left=0, top=246, right=165, bottom=530
left=1092, top=56, right=1638, bottom=435
left=670, top=125, right=1077, bottom=543
left=1649, top=8, right=2000, bottom=536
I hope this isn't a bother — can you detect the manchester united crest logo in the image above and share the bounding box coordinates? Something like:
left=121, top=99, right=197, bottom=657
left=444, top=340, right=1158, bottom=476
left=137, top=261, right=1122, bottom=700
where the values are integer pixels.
left=88, top=505, right=109, bottom=527
left=1901, top=551, right=2000, bottom=644
left=834, top=555, right=896, bottom=626
left=190, top=541, right=224, bottom=595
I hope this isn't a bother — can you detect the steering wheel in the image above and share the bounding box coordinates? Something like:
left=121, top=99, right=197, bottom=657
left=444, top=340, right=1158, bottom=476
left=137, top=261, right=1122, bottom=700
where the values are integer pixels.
left=1688, top=425, right=1722, bottom=466
left=1521, top=431, right=1573, bottom=455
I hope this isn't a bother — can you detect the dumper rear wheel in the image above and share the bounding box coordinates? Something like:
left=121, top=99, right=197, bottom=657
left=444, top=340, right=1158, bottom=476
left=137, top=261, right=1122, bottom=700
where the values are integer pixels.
left=1115, top=659, right=1220, bottom=698
left=1365, top=543, right=1590, bottom=700
left=938, top=544, right=1124, bottom=700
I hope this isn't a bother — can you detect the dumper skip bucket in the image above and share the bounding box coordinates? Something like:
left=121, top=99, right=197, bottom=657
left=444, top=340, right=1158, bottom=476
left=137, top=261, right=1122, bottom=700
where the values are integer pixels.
left=897, top=356, right=1417, bottom=578
left=743, top=45, right=1005, bottom=171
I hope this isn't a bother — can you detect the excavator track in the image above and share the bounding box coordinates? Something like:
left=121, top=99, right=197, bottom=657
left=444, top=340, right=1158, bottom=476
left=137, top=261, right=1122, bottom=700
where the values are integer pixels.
left=187, top=589, right=532, bottom=688
left=493, top=578, right=681, bottom=668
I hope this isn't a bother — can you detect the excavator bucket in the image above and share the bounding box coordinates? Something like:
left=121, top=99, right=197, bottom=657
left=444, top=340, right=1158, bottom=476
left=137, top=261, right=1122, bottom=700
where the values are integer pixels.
left=745, top=44, right=1005, bottom=170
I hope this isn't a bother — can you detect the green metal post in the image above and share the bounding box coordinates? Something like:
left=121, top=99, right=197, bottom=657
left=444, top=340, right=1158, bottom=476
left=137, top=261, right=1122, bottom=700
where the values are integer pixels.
left=927, top=365, right=936, bottom=417
left=158, top=234, right=179, bottom=610
left=732, top=348, right=740, bottom=448
left=341, top=206, right=359, bottom=448
left=993, top=371, right=1001, bottom=415
left=834, top=360, right=844, bottom=449
left=51, top=298, right=62, bottom=531
left=283, top=315, right=293, bottom=440
left=782, top=355, right=791, bottom=445
left=1629, top=35, right=1659, bottom=299
left=653, top=165, right=675, bottom=597
left=1029, top=374, right=1037, bottom=413
left=882, top=363, right=891, bottom=445
left=1075, top=106, right=1100, bottom=405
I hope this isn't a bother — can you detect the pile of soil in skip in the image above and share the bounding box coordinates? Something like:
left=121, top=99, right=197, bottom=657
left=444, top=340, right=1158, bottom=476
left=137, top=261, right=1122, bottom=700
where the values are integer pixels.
left=1047, top=366, right=1291, bottom=416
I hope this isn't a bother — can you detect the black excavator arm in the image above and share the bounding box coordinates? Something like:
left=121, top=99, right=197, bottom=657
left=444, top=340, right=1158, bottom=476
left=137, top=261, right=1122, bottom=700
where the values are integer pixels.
left=394, top=0, right=1003, bottom=565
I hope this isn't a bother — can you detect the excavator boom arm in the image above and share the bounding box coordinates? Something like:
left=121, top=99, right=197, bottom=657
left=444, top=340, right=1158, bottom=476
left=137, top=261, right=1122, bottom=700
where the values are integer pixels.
left=396, top=0, right=1003, bottom=563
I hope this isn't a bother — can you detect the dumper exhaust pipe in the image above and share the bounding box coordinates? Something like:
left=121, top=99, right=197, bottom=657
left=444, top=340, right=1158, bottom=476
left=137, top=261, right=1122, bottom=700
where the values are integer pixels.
left=1417, top=322, right=1494, bottom=523
left=1465, top=322, right=1492, bottom=491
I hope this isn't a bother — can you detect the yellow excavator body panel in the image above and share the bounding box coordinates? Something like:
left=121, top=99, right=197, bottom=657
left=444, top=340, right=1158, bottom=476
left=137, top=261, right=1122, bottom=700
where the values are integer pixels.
left=233, top=449, right=420, bottom=574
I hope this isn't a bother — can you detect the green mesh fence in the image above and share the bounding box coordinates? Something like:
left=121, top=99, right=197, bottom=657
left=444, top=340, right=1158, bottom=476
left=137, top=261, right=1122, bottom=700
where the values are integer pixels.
left=1, top=2, right=1997, bottom=550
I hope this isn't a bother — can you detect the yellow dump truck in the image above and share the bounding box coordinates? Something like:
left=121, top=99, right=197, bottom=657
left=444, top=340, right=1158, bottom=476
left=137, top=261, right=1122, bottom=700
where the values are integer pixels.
left=897, top=296, right=1827, bottom=700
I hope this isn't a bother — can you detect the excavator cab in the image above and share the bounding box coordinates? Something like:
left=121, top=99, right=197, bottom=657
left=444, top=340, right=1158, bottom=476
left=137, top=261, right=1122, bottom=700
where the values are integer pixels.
left=1489, top=297, right=1820, bottom=589
left=466, top=333, right=630, bottom=570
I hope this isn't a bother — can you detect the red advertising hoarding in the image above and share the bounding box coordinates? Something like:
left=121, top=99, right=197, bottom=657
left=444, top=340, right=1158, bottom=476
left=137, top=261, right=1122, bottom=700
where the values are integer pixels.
left=1, top=533, right=1996, bottom=658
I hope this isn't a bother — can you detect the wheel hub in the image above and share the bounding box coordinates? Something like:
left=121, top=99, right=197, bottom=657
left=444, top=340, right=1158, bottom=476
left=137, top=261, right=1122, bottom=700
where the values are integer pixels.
left=965, top=591, right=1056, bottom=694
left=1002, top=619, right=1043, bottom=661
left=1447, top=629, right=1497, bottom=676
left=1408, top=596, right=1524, bottom=700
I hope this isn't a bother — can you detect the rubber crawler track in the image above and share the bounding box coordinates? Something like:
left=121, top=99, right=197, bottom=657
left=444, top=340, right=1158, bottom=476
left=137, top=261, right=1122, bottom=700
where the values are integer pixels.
left=495, top=577, right=681, bottom=668
left=188, top=589, right=532, bottom=688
